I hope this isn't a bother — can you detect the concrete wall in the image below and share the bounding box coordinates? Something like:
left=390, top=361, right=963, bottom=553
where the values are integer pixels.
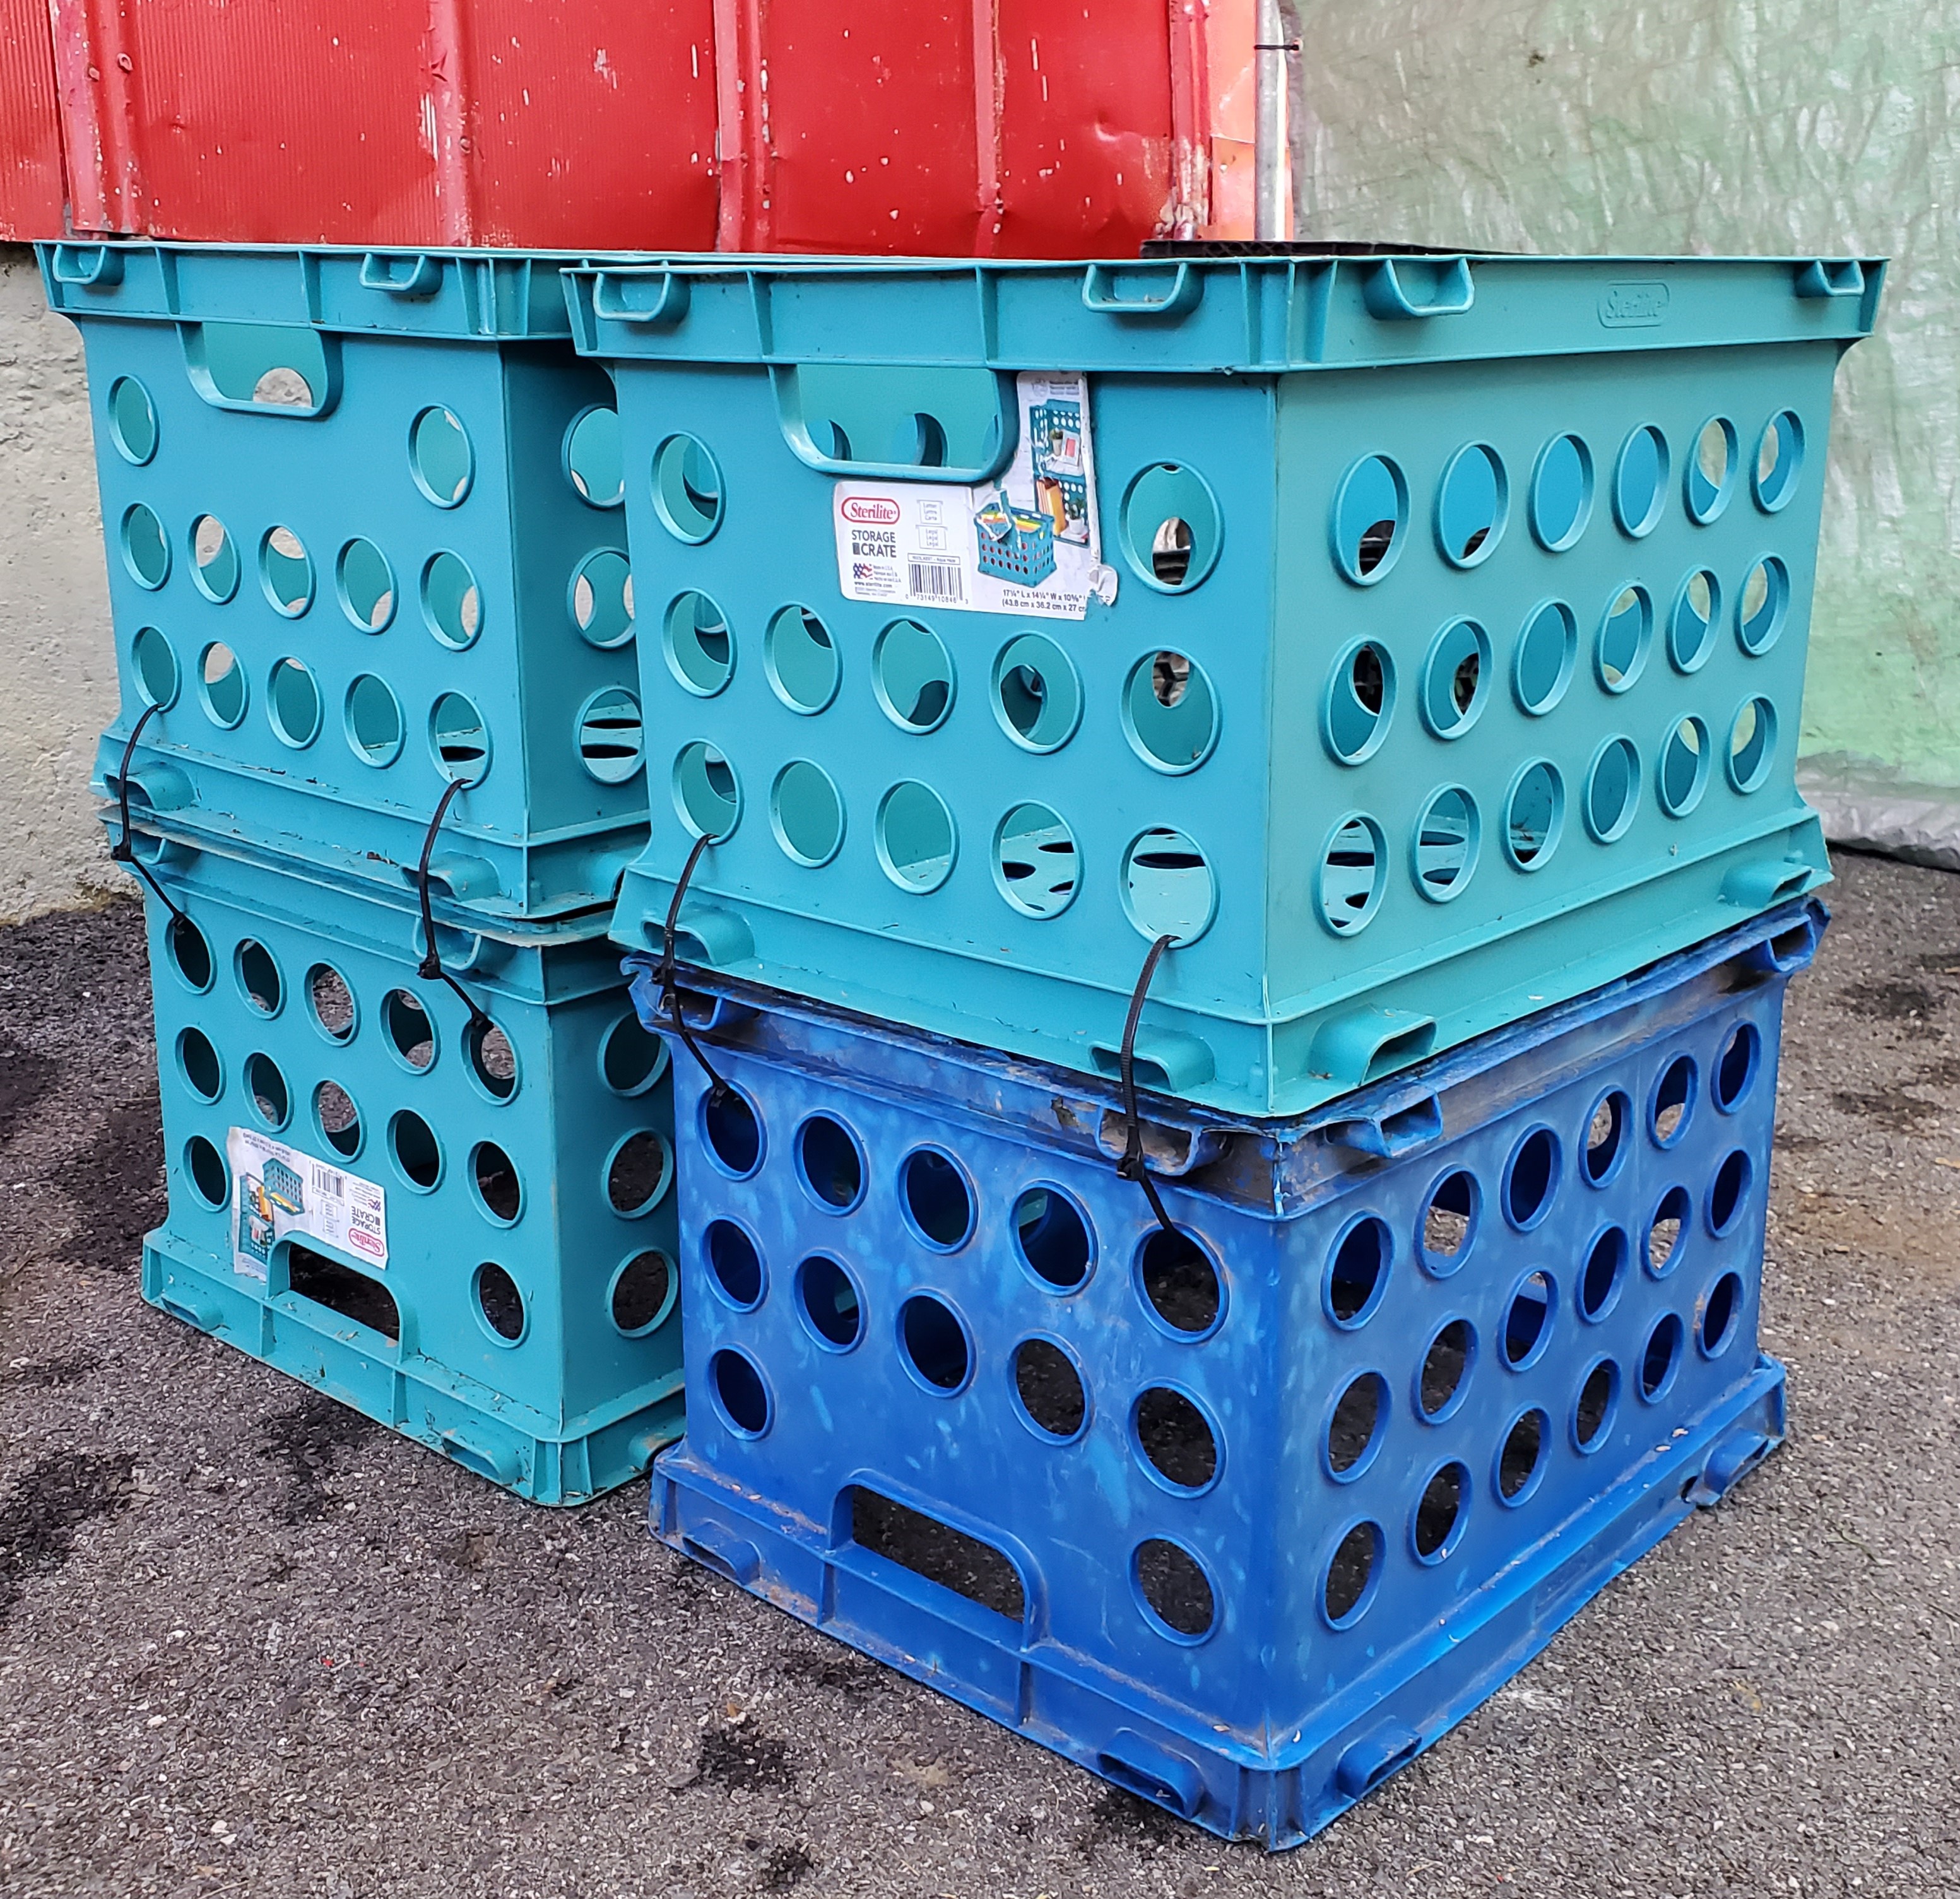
left=0, top=243, right=117, bottom=920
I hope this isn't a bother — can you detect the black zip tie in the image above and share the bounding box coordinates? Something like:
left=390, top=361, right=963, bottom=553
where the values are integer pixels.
left=412, top=772, right=494, bottom=1038
left=109, top=702, right=190, bottom=928
left=1116, top=932, right=1179, bottom=1237
left=656, top=830, right=733, bottom=1102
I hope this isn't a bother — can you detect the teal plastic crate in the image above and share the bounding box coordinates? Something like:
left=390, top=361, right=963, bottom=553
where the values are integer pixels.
left=44, top=240, right=654, bottom=923
left=566, top=250, right=1880, bottom=1115
left=129, top=830, right=682, bottom=1503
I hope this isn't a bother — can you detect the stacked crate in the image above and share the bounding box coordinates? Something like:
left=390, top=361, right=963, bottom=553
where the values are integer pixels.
left=560, top=250, right=1880, bottom=1838
left=44, top=240, right=680, bottom=1503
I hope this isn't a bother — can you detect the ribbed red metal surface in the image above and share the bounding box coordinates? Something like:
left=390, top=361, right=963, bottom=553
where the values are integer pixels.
left=0, top=0, right=67, bottom=238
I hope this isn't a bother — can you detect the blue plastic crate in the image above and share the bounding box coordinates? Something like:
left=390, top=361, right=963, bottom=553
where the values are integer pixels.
left=568, top=251, right=1879, bottom=1114
left=628, top=897, right=1822, bottom=1845
left=133, top=830, right=682, bottom=1503
left=42, top=240, right=656, bottom=923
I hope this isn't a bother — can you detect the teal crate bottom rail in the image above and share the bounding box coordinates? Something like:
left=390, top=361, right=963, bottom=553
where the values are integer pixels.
left=134, top=833, right=683, bottom=1505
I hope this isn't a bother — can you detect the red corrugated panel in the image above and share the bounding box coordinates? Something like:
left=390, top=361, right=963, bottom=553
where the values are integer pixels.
left=0, top=0, right=68, bottom=238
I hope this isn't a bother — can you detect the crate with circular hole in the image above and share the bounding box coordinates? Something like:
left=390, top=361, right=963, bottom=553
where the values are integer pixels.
left=133, top=832, right=682, bottom=1503
left=565, top=251, right=1879, bottom=1114
left=627, top=896, right=1821, bottom=1845
left=42, top=240, right=654, bottom=923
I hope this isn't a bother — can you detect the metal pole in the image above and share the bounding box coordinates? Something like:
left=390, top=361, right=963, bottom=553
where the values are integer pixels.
left=1255, top=0, right=1289, bottom=242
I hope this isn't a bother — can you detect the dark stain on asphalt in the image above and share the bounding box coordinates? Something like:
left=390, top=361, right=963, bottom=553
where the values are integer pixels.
left=52, top=1093, right=166, bottom=1275
left=0, top=1035, right=57, bottom=1149
left=257, top=1392, right=380, bottom=1524
left=0, top=1450, right=136, bottom=1622
left=695, top=1722, right=794, bottom=1793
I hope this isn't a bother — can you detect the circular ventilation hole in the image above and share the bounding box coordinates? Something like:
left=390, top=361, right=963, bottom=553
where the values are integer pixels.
left=260, top=526, right=312, bottom=614
left=1138, top=1226, right=1221, bottom=1336
left=1134, top=1387, right=1218, bottom=1491
left=314, top=1081, right=361, bottom=1159
left=1641, top=1314, right=1684, bottom=1401
left=1504, top=761, right=1564, bottom=871
left=1700, top=1271, right=1744, bottom=1355
left=189, top=515, right=238, bottom=603
left=1514, top=601, right=1577, bottom=715
left=1585, top=737, right=1641, bottom=843
left=710, top=1348, right=771, bottom=1435
left=652, top=433, right=724, bottom=543
left=705, top=1220, right=764, bottom=1309
left=199, top=642, right=247, bottom=728
left=899, top=1295, right=972, bottom=1394
left=993, top=803, right=1078, bottom=919
left=430, top=692, right=490, bottom=784
left=796, top=1115, right=863, bottom=1210
left=570, top=550, right=634, bottom=649
left=1323, top=641, right=1393, bottom=763
left=1597, top=585, right=1653, bottom=691
left=1651, top=717, right=1711, bottom=823
left=1135, top=1539, right=1216, bottom=1640
left=122, top=503, right=170, bottom=589
left=244, top=1052, right=288, bottom=1128
left=770, top=760, right=842, bottom=866
left=1502, top=1271, right=1554, bottom=1368
left=993, top=633, right=1083, bottom=754
left=389, top=1108, right=442, bottom=1189
left=335, top=537, right=394, bottom=631
left=1579, top=1226, right=1629, bottom=1321
left=1647, top=1184, right=1691, bottom=1276
left=379, top=989, right=435, bottom=1070
left=875, top=780, right=955, bottom=894
left=1323, top=1522, right=1382, bottom=1626
left=422, top=551, right=481, bottom=649
left=796, top=1254, right=862, bottom=1348
left=176, top=1026, right=221, bottom=1102
left=410, top=406, right=473, bottom=507
left=1123, top=650, right=1216, bottom=772
left=1123, top=828, right=1215, bottom=944
left=765, top=605, right=839, bottom=714
left=1574, top=1360, right=1619, bottom=1450
left=109, top=376, right=158, bottom=464
left=1413, top=787, right=1478, bottom=903
left=1737, top=557, right=1790, bottom=656
left=902, top=1149, right=973, bottom=1249
left=185, top=1135, right=228, bottom=1209
left=1420, top=1170, right=1477, bottom=1270
left=345, top=674, right=404, bottom=767
left=1413, top=1462, right=1468, bottom=1561
left=1582, top=1090, right=1629, bottom=1185
left=1326, top=1373, right=1386, bottom=1478
left=475, top=1263, right=525, bottom=1343
left=266, top=659, right=322, bottom=749
left=1715, top=1022, right=1760, bottom=1110
left=1727, top=697, right=1777, bottom=792
left=578, top=688, right=644, bottom=786
left=1332, top=454, right=1407, bottom=584
left=1013, top=1186, right=1092, bottom=1290
left=1013, top=1339, right=1085, bottom=1440
left=1318, top=813, right=1386, bottom=935
left=465, top=1018, right=517, bottom=1102
left=167, top=915, right=213, bottom=991
left=1325, top=1216, right=1390, bottom=1327
left=702, top=1086, right=762, bottom=1176
left=1436, top=442, right=1507, bottom=566
left=1418, top=1319, right=1475, bottom=1420
left=565, top=404, right=623, bottom=507
left=611, top=1250, right=675, bottom=1336
left=1504, top=1127, right=1558, bottom=1228
left=1528, top=433, right=1593, bottom=550
left=1687, top=416, right=1738, bottom=522
left=599, top=1013, right=665, bottom=1096
left=664, top=591, right=732, bottom=693
left=471, top=1141, right=521, bottom=1224
left=873, top=620, right=954, bottom=732
left=606, top=1130, right=672, bottom=1216
left=1121, top=463, right=1222, bottom=591
left=1421, top=620, right=1489, bottom=738
left=132, top=627, right=179, bottom=710
left=1497, top=1409, right=1548, bottom=1502
left=1709, top=1149, right=1752, bottom=1235
left=1652, top=1054, right=1696, bottom=1146
left=1613, top=425, right=1669, bottom=537
left=1668, top=570, right=1721, bottom=673
left=235, top=938, right=282, bottom=1014
left=1753, top=411, right=1804, bottom=512
left=673, top=741, right=739, bottom=840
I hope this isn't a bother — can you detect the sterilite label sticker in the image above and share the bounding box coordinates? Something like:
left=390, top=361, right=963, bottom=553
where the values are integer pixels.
left=832, top=372, right=1118, bottom=621
left=226, top=1127, right=389, bottom=1282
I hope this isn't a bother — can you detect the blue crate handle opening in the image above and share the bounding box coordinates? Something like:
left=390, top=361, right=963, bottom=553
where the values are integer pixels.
left=358, top=252, right=446, bottom=300
left=1795, top=259, right=1866, bottom=299
left=50, top=243, right=126, bottom=290
left=769, top=362, right=1018, bottom=485
left=1080, top=261, right=1202, bottom=319
left=590, top=268, right=694, bottom=327
left=177, top=320, right=342, bottom=420
left=1363, top=256, right=1475, bottom=320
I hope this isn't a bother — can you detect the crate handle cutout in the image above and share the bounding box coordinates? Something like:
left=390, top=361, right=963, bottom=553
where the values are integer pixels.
left=1795, top=260, right=1865, bottom=299
left=1747, top=901, right=1826, bottom=975
left=1685, top=1429, right=1776, bottom=1506
left=49, top=243, right=124, bottom=290
left=1092, top=1110, right=1225, bottom=1179
left=1720, top=858, right=1815, bottom=913
left=1363, top=257, right=1475, bottom=321
left=155, top=1288, right=223, bottom=1332
left=438, top=1429, right=521, bottom=1488
left=358, top=252, right=446, bottom=300
left=1080, top=262, right=1202, bottom=319
left=589, top=268, right=694, bottom=327
left=682, top=1520, right=763, bottom=1586
left=1097, top=1732, right=1206, bottom=1818
left=179, top=322, right=341, bottom=419
left=1321, top=1093, right=1445, bottom=1160
left=769, top=363, right=1017, bottom=485
left=1334, top=1722, right=1423, bottom=1797
left=1310, top=1006, right=1439, bottom=1090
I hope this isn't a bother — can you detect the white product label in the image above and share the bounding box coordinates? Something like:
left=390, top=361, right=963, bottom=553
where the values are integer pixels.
left=832, top=372, right=1116, bottom=621
left=225, top=1127, right=389, bottom=1283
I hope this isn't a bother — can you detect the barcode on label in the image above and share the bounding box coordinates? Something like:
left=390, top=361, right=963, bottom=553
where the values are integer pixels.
left=310, top=1163, right=344, bottom=1199
left=908, top=558, right=963, bottom=602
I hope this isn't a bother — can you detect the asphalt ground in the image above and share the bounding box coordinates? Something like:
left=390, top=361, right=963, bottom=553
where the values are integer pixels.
left=0, top=852, right=1955, bottom=1898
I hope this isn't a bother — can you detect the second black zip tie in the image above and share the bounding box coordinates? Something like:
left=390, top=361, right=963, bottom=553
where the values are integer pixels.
left=1116, top=932, right=1179, bottom=1237
left=657, top=830, right=733, bottom=1102
left=412, top=772, right=494, bottom=1038
left=109, top=702, right=191, bottom=928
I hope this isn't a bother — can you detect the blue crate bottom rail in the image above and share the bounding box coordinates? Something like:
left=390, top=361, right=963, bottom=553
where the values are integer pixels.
left=626, top=898, right=1821, bottom=1845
